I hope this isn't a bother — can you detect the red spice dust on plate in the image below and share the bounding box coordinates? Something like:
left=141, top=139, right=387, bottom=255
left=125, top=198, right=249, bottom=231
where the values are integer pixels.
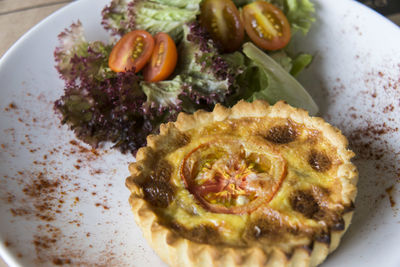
left=0, top=91, right=155, bottom=265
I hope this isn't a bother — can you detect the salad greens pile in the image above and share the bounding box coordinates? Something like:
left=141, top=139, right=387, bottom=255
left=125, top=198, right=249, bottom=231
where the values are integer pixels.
left=54, top=0, right=317, bottom=154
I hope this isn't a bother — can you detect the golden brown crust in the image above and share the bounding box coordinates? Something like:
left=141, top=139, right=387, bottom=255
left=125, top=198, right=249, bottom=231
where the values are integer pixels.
left=126, top=100, right=358, bottom=267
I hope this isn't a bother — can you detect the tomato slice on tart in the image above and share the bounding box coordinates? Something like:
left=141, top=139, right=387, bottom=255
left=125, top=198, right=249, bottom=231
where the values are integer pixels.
left=181, top=139, right=287, bottom=214
left=242, top=1, right=291, bottom=51
left=108, top=30, right=154, bottom=73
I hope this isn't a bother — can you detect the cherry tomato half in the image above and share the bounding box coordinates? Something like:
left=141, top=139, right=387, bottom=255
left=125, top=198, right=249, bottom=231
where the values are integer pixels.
left=143, top=33, right=178, bottom=82
left=200, top=0, right=244, bottom=53
left=108, top=30, right=154, bottom=73
left=242, top=1, right=291, bottom=51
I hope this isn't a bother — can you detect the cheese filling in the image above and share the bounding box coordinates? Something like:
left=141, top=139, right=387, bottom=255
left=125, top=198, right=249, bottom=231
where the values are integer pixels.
left=147, top=117, right=350, bottom=247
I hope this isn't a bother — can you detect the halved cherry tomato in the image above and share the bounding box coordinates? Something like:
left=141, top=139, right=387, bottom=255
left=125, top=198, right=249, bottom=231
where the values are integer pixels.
left=199, top=0, right=244, bottom=53
left=108, top=30, right=154, bottom=73
left=242, top=1, right=291, bottom=51
left=143, top=33, right=178, bottom=82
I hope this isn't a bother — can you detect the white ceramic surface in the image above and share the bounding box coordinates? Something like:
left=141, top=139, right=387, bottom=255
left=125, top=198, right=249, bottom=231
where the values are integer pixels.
left=0, top=0, right=399, bottom=266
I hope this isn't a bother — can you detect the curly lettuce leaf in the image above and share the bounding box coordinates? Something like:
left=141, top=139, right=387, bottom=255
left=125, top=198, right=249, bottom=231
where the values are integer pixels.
left=178, top=23, right=240, bottom=110
left=101, top=0, right=132, bottom=37
left=54, top=70, right=151, bottom=153
left=54, top=21, right=87, bottom=80
left=101, top=0, right=201, bottom=41
left=282, top=0, right=315, bottom=35
left=223, top=51, right=265, bottom=103
left=141, top=75, right=183, bottom=117
left=54, top=22, right=157, bottom=154
left=54, top=21, right=114, bottom=84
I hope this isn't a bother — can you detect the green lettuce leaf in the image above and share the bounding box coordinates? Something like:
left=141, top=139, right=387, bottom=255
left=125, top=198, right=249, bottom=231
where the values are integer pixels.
left=269, top=50, right=293, bottom=72
left=243, top=42, right=318, bottom=114
left=226, top=42, right=318, bottom=115
left=283, top=0, right=315, bottom=35
left=141, top=75, right=183, bottom=112
left=290, top=52, right=313, bottom=77
left=102, top=0, right=201, bottom=41
left=269, top=50, right=312, bottom=76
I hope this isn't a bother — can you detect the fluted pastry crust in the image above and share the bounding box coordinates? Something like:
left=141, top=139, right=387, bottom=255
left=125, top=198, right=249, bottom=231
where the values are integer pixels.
left=126, top=100, right=358, bottom=267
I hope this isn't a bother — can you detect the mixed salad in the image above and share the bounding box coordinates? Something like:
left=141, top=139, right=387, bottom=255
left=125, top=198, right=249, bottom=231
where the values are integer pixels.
left=54, top=0, right=317, bottom=154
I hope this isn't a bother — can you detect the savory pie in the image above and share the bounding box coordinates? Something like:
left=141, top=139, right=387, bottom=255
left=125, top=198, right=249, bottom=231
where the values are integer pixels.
left=126, top=100, right=358, bottom=267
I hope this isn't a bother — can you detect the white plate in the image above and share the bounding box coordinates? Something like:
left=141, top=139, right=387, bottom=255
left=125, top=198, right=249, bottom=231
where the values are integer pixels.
left=0, top=0, right=399, bottom=266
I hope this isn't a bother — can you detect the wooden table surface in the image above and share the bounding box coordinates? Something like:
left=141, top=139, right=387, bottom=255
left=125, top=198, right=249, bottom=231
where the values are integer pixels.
left=0, top=0, right=399, bottom=266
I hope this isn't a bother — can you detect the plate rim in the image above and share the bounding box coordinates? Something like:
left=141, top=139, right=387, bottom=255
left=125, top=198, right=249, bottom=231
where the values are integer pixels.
left=0, top=0, right=399, bottom=266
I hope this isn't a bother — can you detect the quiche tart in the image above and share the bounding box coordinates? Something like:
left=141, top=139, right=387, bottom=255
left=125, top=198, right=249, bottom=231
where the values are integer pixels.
left=126, top=100, right=358, bottom=267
